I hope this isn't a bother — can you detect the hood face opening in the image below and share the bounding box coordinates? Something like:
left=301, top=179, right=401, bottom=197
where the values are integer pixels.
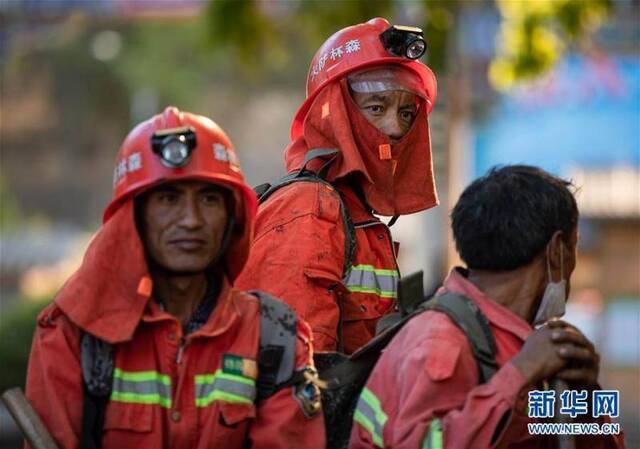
left=284, top=78, right=438, bottom=217
left=291, top=59, right=437, bottom=141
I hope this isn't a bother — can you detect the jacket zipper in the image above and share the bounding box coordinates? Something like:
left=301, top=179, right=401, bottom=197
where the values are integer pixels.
left=176, top=337, right=186, bottom=364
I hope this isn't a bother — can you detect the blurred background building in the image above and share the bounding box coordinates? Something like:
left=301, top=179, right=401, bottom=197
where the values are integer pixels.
left=1, top=0, right=638, bottom=447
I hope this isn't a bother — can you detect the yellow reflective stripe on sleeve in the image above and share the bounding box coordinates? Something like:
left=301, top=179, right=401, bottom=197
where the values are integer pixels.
left=354, top=387, right=388, bottom=448
left=345, top=264, right=399, bottom=299
left=113, top=368, right=170, bottom=384
left=421, top=419, right=443, bottom=449
left=349, top=264, right=398, bottom=276
left=194, top=369, right=256, bottom=406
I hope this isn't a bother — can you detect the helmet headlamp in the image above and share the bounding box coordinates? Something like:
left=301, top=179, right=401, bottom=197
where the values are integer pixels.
left=151, top=127, right=197, bottom=168
left=380, top=25, right=427, bottom=60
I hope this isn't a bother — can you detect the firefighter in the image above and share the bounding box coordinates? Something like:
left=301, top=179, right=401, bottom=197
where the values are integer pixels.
left=350, top=166, right=626, bottom=449
left=236, top=18, right=439, bottom=354
left=25, top=107, right=325, bottom=449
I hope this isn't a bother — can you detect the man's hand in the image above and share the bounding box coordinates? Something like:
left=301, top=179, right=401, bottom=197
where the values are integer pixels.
left=546, top=320, right=600, bottom=388
left=511, top=325, right=568, bottom=385
left=511, top=320, right=600, bottom=387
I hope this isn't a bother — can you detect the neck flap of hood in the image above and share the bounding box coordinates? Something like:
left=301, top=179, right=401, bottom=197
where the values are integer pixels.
left=55, top=200, right=152, bottom=343
left=285, top=79, right=438, bottom=216
left=56, top=192, right=253, bottom=343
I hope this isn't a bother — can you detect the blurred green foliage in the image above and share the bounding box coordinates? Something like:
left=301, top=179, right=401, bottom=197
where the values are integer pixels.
left=0, top=299, right=50, bottom=391
left=206, top=0, right=393, bottom=80
left=10, top=20, right=130, bottom=129
left=491, top=0, right=612, bottom=90
left=114, top=18, right=222, bottom=109
left=204, top=0, right=612, bottom=90
left=422, top=1, right=461, bottom=73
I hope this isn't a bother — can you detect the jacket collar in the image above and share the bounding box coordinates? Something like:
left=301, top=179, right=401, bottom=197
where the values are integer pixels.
left=141, top=276, right=242, bottom=340
left=336, top=181, right=379, bottom=224
left=188, top=277, right=242, bottom=338
left=442, top=267, right=533, bottom=342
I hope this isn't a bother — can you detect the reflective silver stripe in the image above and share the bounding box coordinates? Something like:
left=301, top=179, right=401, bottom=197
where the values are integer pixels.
left=195, top=377, right=255, bottom=401
left=194, top=370, right=256, bottom=406
left=110, top=369, right=172, bottom=408
left=353, top=387, right=387, bottom=448
left=345, top=264, right=399, bottom=298
left=113, top=378, right=172, bottom=398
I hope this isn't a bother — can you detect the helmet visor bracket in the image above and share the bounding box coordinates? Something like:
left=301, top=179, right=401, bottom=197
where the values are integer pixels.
left=380, top=25, right=427, bottom=60
left=151, top=127, right=197, bottom=168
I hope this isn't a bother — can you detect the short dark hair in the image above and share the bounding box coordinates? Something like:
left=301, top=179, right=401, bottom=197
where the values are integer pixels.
left=451, top=165, right=578, bottom=271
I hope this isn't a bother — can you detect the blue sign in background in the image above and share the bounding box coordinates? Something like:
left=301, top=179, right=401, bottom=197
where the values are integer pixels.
left=473, top=55, right=640, bottom=177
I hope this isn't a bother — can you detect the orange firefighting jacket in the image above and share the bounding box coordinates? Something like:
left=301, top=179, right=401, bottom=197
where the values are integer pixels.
left=236, top=178, right=399, bottom=354
left=349, top=268, right=626, bottom=449
left=236, top=79, right=438, bottom=354
left=25, top=201, right=325, bottom=449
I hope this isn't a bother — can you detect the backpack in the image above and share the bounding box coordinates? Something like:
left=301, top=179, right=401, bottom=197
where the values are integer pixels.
left=315, top=272, right=499, bottom=449
left=79, top=291, right=306, bottom=449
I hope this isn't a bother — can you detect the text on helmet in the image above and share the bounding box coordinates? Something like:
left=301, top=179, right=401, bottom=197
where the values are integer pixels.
left=311, top=39, right=361, bottom=81
left=113, top=152, right=142, bottom=186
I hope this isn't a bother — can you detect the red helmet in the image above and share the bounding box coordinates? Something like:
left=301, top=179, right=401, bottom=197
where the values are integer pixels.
left=290, top=17, right=437, bottom=140
left=104, top=106, right=258, bottom=280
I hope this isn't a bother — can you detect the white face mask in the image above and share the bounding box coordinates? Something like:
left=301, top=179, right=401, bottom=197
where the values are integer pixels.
left=533, top=243, right=567, bottom=326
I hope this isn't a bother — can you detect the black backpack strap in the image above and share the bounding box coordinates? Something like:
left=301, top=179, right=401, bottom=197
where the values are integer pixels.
left=300, top=147, right=339, bottom=175
left=323, top=290, right=498, bottom=386
left=254, top=182, right=272, bottom=199
left=316, top=291, right=497, bottom=449
left=422, top=292, right=498, bottom=383
left=256, top=148, right=338, bottom=200
left=255, top=148, right=339, bottom=201
left=80, top=333, right=114, bottom=449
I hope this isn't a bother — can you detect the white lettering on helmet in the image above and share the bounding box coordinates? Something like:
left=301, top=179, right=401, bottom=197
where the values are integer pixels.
left=213, top=143, right=230, bottom=162
left=345, top=39, right=361, bottom=53
left=330, top=46, right=343, bottom=60
left=213, top=143, right=241, bottom=172
left=127, top=152, right=142, bottom=172
left=310, top=39, right=360, bottom=81
left=113, top=152, right=143, bottom=186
